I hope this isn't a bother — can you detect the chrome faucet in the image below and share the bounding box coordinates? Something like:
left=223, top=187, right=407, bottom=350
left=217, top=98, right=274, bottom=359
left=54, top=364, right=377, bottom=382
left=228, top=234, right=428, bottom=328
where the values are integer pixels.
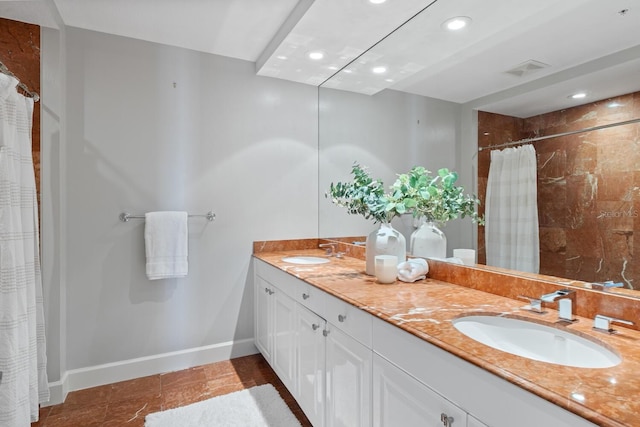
left=517, top=295, right=545, bottom=314
left=319, top=243, right=337, bottom=256
left=541, top=289, right=576, bottom=322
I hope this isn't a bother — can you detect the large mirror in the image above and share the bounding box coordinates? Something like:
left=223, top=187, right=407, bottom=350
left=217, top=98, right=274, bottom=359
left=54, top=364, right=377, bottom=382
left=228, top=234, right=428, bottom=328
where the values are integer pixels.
left=318, top=0, right=640, bottom=295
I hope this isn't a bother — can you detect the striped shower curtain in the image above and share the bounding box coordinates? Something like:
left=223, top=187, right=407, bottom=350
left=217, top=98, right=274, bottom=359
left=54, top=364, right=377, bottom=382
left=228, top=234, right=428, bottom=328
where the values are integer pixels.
left=485, top=144, right=540, bottom=274
left=0, top=73, right=49, bottom=425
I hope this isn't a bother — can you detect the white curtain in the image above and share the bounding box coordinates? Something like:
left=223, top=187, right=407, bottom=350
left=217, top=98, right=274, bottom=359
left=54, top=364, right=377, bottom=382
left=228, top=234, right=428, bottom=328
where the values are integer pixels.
left=0, top=73, right=49, bottom=425
left=485, top=144, right=539, bottom=273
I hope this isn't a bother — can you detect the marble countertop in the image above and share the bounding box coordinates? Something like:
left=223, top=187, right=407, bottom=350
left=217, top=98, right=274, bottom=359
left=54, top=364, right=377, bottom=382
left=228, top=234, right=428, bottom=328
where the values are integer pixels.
left=254, top=249, right=640, bottom=427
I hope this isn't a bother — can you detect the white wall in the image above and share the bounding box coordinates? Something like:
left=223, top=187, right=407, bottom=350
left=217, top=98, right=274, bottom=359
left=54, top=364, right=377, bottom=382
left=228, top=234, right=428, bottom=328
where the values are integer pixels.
left=42, top=27, right=318, bottom=393
left=41, top=26, right=66, bottom=388
left=318, top=87, right=469, bottom=252
left=40, top=25, right=481, bottom=399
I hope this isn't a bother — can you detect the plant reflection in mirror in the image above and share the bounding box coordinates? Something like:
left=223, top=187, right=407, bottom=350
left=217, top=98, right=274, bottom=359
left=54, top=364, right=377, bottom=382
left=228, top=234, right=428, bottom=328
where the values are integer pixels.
left=327, top=162, right=484, bottom=226
left=389, top=166, right=484, bottom=225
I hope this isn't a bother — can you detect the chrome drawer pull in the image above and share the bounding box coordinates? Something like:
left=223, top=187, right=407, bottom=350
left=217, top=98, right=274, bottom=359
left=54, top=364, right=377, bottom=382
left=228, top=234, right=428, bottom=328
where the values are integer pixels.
left=302, top=293, right=310, bottom=300
left=338, top=314, right=347, bottom=323
left=440, top=413, right=454, bottom=426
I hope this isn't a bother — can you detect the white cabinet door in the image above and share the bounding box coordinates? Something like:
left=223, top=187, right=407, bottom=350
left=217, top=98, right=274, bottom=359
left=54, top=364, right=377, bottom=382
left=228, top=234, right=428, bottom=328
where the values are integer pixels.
left=254, top=275, right=273, bottom=361
left=273, top=287, right=297, bottom=394
left=468, top=415, right=490, bottom=427
left=296, top=304, right=326, bottom=427
left=373, top=354, right=467, bottom=427
left=325, top=324, right=372, bottom=427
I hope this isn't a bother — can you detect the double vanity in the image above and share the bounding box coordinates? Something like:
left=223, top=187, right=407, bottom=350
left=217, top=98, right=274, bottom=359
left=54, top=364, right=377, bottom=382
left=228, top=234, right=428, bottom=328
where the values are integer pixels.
left=253, top=239, right=640, bottom=427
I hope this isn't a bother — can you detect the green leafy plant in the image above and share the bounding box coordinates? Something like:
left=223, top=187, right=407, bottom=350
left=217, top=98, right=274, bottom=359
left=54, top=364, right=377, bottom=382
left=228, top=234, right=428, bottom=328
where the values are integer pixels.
left=388, top=166, right=484, bottom=225
left=327, top=163, right=484, bottom=225
left=327, top=163, right=405, bottom=223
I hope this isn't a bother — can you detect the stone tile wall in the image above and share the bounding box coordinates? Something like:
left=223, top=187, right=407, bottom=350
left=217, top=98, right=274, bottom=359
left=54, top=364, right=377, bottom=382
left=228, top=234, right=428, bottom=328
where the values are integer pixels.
left=1, top=17, right=41, bottom=205
left=478, top=91, right=640, bottom=289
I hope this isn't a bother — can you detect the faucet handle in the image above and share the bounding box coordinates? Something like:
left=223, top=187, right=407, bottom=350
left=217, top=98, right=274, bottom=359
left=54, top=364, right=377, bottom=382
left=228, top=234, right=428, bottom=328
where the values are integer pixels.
left=590, top=281, right=624, bottom=291
left=517, top=295, right=545, bottom=314
left=593, top=314, right=634, bottom=334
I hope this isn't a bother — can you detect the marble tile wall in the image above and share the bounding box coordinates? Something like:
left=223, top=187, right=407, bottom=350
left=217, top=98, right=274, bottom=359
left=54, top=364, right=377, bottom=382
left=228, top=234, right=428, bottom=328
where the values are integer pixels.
left=478, top=91, right=640, bottom=289
left=1, top=17, right=41, bottom=204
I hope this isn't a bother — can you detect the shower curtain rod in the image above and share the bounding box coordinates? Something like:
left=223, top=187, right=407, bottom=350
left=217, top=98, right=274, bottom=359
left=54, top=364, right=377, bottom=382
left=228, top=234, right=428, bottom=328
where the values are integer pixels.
left=0, top=60, right=40, bottom=102
left=478, top=116, right=640, bottom=152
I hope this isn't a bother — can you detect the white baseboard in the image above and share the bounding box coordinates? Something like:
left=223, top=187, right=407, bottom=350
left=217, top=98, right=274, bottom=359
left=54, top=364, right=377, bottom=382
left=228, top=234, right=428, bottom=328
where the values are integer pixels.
left=44, top=338, right=258, bottom=406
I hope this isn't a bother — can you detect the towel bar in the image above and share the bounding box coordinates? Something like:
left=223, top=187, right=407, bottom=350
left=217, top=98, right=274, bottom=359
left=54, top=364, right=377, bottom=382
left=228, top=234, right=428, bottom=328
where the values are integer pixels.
left=119, top=211, right=215, bottom=222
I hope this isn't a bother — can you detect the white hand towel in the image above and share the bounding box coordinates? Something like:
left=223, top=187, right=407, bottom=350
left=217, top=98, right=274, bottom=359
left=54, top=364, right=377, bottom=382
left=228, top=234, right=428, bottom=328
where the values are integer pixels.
left=144, top=211, right=188, bottom=280
left=397, top=258, right=429, bottom=282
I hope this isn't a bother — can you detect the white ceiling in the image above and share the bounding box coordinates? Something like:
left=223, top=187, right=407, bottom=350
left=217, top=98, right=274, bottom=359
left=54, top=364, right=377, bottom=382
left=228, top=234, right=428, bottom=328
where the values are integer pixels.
left=1, top=0, right=639, bottom=118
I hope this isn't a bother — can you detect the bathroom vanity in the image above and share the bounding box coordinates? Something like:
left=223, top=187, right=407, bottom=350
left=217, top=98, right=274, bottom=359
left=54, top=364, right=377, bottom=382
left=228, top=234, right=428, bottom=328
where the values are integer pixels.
left=253, top=240, right=640, bottom=427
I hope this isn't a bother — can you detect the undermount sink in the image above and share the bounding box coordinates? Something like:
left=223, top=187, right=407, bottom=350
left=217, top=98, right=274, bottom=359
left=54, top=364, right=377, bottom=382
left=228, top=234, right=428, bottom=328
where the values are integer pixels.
left=452, top=315, right=621, bottom=368
left=281, top=256, right=330, bottom=265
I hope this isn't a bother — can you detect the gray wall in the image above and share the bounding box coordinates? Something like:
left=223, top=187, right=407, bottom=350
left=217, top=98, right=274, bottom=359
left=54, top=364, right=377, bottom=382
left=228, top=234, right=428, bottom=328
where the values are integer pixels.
left=42, top=27, right=318, bottom=375
left=318, top=87, right=469, bottom=252
left=40, top=25, right=475, bottom=390
left=41, top=25, right=66, bottom=384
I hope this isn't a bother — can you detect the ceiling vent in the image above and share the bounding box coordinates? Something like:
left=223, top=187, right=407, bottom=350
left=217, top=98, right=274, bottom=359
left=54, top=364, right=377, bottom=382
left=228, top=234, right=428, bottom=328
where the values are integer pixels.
left=504, top=60, right=550, bottom=77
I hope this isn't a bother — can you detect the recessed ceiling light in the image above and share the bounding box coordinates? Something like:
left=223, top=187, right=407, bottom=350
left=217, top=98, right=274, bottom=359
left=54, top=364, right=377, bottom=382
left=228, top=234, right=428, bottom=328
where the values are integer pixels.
left=369, top=0, right=386, bottom=4
left=276, top=55, right=287, bottom=60
left=308, top=51, right=324, bottom=60
left=385, top=78, right=394, bottom=83
left=328, top=66, right=338, bottom=71
left=570, top=92, right=587, bottom=99
left=442, top=16, right=471, bottom=31
left=343, top=69, right=353, bottom=74
left=372, top=66, right=387, bottom=74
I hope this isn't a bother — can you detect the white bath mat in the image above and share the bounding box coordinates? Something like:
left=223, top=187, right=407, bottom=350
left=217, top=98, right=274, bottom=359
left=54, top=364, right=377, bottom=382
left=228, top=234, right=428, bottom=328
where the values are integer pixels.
left=144, top=383, right=301, bottom=427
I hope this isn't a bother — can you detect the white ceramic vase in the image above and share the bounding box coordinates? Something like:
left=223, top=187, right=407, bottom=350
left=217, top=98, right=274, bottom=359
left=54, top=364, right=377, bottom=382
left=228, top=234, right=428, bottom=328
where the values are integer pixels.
left=410, top=221, right=447, bottom=259
left=365, top=223, right=407, bottom=275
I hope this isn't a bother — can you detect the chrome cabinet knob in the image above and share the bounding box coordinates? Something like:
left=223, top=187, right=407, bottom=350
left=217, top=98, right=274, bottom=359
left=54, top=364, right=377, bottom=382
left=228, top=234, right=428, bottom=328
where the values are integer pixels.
left=302, top=293, right=310, bottom=300
left=338, top=314, right=346, bottom=323
left=440, top=413, right=454, bottom=426
left=312, top=324, right=320, bottom=331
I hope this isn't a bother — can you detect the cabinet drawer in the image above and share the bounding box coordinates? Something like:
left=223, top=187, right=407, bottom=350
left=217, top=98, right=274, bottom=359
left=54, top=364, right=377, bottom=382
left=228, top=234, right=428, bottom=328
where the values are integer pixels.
left=326, top=292, right=372, bottom=347
left=295, top=281, right=327, bottom=317
left=255, top=259, right=299, bottom=296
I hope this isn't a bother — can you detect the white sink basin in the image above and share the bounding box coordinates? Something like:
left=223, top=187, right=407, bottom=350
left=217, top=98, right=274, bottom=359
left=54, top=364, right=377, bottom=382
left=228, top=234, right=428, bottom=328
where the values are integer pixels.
left=281, top=256, right=330, bottom=265
left=452, top=315, right=621, bottom=368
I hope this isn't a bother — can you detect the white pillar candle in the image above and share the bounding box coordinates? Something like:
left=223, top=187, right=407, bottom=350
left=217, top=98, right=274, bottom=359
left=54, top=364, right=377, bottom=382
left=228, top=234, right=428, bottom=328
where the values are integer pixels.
left=375, top=255, right=398, bottom=284
left=453, top=249, right=476, bottom=266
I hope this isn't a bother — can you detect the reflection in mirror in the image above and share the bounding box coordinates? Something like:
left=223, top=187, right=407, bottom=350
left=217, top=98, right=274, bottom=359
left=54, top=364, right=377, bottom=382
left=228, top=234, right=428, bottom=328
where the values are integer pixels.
left=477, top=93, right=640, bottom=290
left=318, top=87, right=471, bottom=252
left=318, top=0, right=640, bottom=296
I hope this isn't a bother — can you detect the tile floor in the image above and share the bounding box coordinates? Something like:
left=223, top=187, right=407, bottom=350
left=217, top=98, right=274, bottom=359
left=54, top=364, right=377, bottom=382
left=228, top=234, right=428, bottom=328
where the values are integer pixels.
left=31, top=354, right=312, bottom=427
